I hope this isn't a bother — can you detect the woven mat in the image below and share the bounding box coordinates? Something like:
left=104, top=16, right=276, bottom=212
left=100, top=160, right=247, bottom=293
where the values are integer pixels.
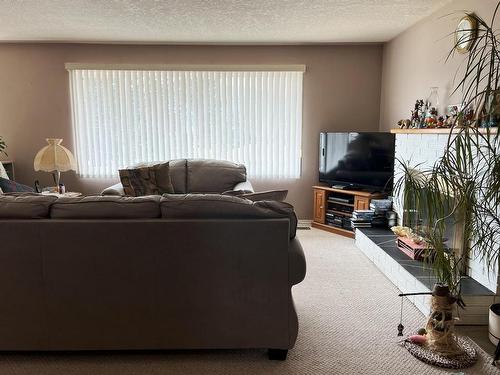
left=403, top=335, right=478, bottom=369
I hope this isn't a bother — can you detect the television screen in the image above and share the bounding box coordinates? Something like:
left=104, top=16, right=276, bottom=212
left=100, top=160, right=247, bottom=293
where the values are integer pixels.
left=319, top=132, right=395, bottom=192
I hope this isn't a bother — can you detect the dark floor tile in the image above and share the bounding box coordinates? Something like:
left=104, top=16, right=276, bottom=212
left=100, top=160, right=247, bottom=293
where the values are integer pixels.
left=359, top=228, right=495, bottom=296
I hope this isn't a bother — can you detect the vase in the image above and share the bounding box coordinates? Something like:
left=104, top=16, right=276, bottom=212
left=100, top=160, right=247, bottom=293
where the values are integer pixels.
left=489, top=303, right=500, bottom=345
left=426, top=86, right=440, bottom=108
left=425, top=283, right=463, bottom=356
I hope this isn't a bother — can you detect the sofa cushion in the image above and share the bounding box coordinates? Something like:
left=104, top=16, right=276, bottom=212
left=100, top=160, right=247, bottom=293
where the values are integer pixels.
left=160, top=194, right=297, bottom=238
left=0, top=177, right=35, bottom=193
left=51, top=196, right=161, bottom=219
left=0, top=194, right=57, bottom=219
left=119, top=162, right=174, bottom=196
left=186, top=159, right=246, bottom=193
left=169, top=159, right=188, bottom=193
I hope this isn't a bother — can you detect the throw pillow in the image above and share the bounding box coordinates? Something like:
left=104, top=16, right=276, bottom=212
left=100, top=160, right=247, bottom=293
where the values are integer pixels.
left=221, top=189, right=247, bottom=196
left=222, top=189, right=288, bottom=202
left=0, top=162, right=8, bottom=180
left=0, top=177, right=35, bottom=193
left=242, top=189, right=288, bottom=202
left=119, top=162, right=174, bottom=196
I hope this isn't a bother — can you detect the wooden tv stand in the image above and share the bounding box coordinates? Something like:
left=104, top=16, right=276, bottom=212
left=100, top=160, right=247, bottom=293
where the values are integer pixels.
left=312, top=186, right=386, bottom=238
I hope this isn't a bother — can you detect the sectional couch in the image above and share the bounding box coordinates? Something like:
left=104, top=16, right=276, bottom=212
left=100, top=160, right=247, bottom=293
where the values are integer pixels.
left=102, top=158, right=254, bottom=196
left=0, top=192, right=306, bottom=360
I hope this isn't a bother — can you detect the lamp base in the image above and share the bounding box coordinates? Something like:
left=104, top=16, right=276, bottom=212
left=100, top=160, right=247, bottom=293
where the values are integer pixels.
left=52, top=171, right=61, bottom=193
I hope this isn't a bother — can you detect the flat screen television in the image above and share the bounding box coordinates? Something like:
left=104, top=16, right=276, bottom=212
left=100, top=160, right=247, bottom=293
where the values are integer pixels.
left=319, top=132, right=396, bottom=192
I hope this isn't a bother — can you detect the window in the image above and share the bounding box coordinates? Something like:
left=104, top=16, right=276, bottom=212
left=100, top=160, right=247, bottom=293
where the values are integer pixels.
left=67, top=65, right=304, bottom=179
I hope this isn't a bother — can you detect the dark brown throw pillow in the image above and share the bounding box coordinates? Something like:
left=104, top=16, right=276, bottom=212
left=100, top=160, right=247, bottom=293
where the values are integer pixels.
left=222, top=189, right=288, bottom=202
left=0, top=177, right=35, bottom=193
left=119, top=162, right=174, bottom=196
left=242, top=190, right=288, bottom=202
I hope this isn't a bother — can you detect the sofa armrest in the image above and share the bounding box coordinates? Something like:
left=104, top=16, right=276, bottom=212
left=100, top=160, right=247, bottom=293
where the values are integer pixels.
left=289, top=238, right=306, bottom=286
left=233, top=180, right=254, bottom=193
left=101, top=183, right=125, bottom=196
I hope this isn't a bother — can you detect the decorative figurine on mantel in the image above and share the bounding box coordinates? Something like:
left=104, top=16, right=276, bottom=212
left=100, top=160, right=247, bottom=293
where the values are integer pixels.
left=445, top=105, right=459, bottom=127
left=411, top=99, right=426, bottom=128
left=397, top=99, right=425, bottom=129
left=397, top=119, right=411, bottom=129
left=424, top=107, right=438, bottom=128
left=396, top=88, right=449, bottom=129
left=477, top=89, right=500, bottom=128
left=436, top=116, right=446, bottom=127
left=443, top=105, right=476, bottom=128
left=463, top=107, right=475, bottom=127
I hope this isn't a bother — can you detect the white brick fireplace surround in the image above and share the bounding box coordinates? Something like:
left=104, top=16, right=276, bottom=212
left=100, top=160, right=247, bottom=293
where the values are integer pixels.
left=393, top=132, right=498, bottom=294
left=355, top=130, right=499, bottom=325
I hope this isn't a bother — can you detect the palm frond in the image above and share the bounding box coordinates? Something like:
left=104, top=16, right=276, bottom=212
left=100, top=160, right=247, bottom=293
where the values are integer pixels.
left=395, top=5, right=500, bottom=298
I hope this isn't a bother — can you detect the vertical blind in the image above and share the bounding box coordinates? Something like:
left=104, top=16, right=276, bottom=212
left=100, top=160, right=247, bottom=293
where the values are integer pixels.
left=68, top=67, right=303, bottom=179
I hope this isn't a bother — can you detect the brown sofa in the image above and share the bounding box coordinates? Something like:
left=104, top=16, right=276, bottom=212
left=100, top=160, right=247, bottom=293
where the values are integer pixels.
left=0, top=193, right=306, bottom=360
left=102, top=159, right=254, bottom=196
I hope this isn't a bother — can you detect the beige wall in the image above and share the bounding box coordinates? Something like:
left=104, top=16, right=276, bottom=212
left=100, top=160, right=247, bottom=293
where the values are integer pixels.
left=379, top=0, right=499, bottom=131
left=0, top=44, right=382, bottom=219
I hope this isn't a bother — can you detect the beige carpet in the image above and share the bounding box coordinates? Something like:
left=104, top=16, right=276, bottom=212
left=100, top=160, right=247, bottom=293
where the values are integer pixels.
left=0, top=228, right=498, bottom=375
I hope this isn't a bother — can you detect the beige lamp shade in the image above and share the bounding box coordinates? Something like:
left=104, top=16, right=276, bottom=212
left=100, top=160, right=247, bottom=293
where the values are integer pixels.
left=34, top=138, right=76, bottom=172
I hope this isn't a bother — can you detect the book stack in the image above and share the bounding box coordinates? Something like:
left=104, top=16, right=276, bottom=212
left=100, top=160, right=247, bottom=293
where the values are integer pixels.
left=351, top=210, right=375, bottom=228
left=325, top=211, right=344, bottom=228
left=370, top=199, right=393, bottom=227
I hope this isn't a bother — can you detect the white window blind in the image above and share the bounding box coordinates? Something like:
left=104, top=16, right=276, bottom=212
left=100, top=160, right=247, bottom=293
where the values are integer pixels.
left=68, top=67, right=303, bottom=179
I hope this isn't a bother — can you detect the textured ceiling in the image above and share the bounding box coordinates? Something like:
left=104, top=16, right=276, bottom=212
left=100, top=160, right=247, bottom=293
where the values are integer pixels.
left=0, top=0, right=452, bottom=44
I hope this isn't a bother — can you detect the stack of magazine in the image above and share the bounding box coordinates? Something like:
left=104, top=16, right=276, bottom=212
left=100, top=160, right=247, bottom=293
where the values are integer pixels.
left=351, top=210, right=374, bottom=228
left=351, top=199, right=393, bottom=229
left=370, top=199, right=393, bottom=227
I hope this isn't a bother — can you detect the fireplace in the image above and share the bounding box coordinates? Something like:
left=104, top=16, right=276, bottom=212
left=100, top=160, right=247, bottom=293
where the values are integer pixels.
left=401, top=183, right=468, bottom=276
left=393, top=132, right=498, bottom=293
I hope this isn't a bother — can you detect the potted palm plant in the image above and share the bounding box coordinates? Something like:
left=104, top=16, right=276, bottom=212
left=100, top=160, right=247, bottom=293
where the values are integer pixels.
left=395, top=4, right=500, bottom=358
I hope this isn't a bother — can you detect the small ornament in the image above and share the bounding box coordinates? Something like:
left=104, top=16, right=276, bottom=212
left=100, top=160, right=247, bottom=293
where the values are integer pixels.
left=464, top=107, right=475, bottom=126
left=446, top=105, right=460, bottom=127
left=397, top=119, right=411, bottom=129
left=437, top=116, right=445, bottom=127
left=425, top=117, right=437, bottom=128
left=410, top=99, right=426, bottom=128
left=391, top=226, right=412, bottom=237
left=408, top=334, right=427, bottom=344
left=398, top=297, right=405, bottom=336
left=398, top=323, right=405, bottom=337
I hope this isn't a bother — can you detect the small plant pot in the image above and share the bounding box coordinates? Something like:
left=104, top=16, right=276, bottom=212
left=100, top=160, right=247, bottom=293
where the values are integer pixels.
left=489, top=303, right=500, bottom=345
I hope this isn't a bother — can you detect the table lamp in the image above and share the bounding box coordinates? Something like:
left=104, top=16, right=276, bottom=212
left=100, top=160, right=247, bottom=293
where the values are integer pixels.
left=34, top=138, right=76, bottom=192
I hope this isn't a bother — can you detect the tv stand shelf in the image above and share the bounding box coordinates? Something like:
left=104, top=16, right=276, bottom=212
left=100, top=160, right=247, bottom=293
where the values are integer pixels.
left=312, top=186, right=386, bottom=238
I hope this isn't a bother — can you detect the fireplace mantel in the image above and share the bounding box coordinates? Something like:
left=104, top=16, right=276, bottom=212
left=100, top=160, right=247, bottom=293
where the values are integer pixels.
left=391, top=128, right=498, bottom=134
